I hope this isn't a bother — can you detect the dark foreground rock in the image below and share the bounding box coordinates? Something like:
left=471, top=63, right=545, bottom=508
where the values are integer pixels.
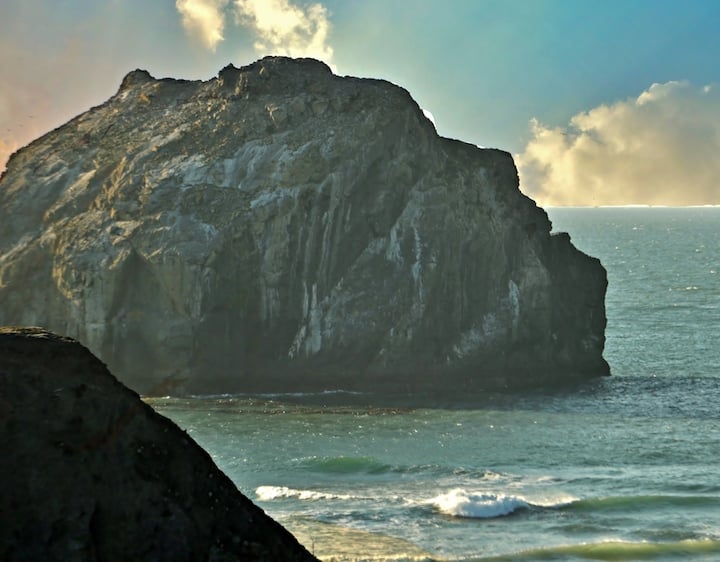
left=0, top=327, right=317, bottom=562
left=0, top=56, right=609, bottom=395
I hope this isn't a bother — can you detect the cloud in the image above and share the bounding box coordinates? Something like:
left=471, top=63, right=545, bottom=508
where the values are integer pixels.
left=516, top=81, right=720, bottom=206
left=176, top=0, right=230, bottom=52
left=421, top=108, right=436, bottom=128
left=233, top=0, right=334, bottom=65
left=174, top=0, right=335, bottom=66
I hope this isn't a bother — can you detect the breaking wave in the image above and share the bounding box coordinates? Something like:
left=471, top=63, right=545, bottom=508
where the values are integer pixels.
left=427, top=487, right=578, bottom=519
left=255, top=485, right=363, bottom=502
left=430, top=489, right=528, bottom=519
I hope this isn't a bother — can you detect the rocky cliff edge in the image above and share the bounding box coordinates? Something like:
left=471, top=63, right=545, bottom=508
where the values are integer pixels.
left=0, top=326, right=317, bottom=561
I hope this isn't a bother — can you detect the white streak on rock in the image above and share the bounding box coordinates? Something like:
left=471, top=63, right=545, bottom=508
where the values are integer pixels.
left=250, top=186, right=300, bottom=209
left=411, top=225, right=423, bottom=291
left=508, top=279, right=521, bottom=331
left=288, top=282, right=323, bottom=358
left=385, top=223, right=402, bottom=265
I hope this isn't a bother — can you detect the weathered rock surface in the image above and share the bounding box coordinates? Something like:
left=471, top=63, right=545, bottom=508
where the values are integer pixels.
left=0, top=326, right=317, bottom=562
left=0, top=56, right=609, bottom=395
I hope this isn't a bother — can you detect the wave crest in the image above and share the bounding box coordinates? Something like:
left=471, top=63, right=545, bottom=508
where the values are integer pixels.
left=429, top=488, right=530, bottom=519
left=255, top=485, right=359, bottom=502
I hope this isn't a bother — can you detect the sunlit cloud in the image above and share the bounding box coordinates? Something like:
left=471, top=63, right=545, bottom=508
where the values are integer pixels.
left=422, top=108, right=436, bottom=128
left=176, top=0, right=230, bottom=52
left=233, top=0, right=334, bottom=66
left=517, top=81, right=720, bottom=206
left=174, top=0, right=335, bottom=66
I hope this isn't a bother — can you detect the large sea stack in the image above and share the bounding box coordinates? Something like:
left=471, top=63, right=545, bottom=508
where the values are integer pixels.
left=0, top=56, right=609, bottom=395
left=0, top=326, right=317, bottom=561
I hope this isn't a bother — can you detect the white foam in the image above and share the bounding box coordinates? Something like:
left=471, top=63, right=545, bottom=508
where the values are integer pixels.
left=255, top=485, right=357, bottom=502
left=429, top=488, right=529, bottom=519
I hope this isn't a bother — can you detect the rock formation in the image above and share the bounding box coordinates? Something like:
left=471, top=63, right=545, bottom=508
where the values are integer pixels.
left=0, top=326, right=317, bottom=561
left=0, top=56, right=609, bottom=395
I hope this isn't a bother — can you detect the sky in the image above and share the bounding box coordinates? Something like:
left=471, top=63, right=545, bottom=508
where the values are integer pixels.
left=1, top=0, right=719, bottom=206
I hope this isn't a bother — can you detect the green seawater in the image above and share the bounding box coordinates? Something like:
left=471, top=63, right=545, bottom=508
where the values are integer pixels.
left=148, top=208, right=720, bottom=561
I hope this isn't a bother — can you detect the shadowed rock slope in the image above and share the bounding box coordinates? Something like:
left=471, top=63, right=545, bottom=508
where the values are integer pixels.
left=0, top=56, right=609, bottom=395
left=0, top=327, right=317, bottom=562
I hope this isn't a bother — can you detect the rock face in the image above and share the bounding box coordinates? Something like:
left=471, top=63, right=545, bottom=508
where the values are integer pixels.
left=0, top=326, right=317, bottom=562
left=0, top=56, right=609, bottom=395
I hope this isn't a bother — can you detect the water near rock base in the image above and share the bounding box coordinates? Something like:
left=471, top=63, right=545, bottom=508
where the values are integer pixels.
left=149, top=207, right=720, bottom=561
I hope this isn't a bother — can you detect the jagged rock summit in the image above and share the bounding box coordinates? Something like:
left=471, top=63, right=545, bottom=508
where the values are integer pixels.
left=0, top=56, right=609, bottom=396
left=0, top=326, right=317, bottom=561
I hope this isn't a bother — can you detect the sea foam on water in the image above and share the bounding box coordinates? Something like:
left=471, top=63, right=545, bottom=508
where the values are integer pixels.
left=428, top=488, right=529, bottom=518
left=256, top=485, right=360, bottom=502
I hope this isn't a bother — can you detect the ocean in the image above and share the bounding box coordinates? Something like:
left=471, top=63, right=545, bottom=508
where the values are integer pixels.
left=147, top=207, right=720, bottom=561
